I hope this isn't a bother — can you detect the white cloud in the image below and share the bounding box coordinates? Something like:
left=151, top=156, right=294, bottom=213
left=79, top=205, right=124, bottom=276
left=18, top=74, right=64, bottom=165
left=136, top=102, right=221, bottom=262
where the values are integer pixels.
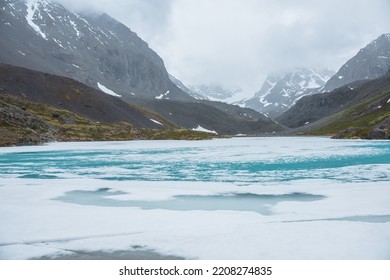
left=56, top=0, right=390, bottom=97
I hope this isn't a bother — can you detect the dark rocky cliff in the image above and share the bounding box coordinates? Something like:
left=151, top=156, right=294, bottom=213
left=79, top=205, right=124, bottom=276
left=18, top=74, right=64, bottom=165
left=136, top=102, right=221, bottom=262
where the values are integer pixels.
left=0, top=0, right=193, bottom=100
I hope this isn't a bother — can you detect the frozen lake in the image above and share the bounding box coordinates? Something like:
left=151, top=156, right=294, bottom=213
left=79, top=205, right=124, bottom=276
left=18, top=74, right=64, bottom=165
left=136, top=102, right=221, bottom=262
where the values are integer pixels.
left=0, top=137, right=389, bottom=259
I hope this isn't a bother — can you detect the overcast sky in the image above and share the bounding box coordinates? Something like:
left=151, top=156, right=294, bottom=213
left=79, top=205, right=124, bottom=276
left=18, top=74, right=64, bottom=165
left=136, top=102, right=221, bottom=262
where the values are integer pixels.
left=57, top=0, right=390, bottom=96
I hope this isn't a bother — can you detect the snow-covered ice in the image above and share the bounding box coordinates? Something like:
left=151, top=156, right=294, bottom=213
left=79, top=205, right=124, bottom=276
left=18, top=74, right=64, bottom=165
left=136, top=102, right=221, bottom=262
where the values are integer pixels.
left=0, top=137, right=389, bottom=260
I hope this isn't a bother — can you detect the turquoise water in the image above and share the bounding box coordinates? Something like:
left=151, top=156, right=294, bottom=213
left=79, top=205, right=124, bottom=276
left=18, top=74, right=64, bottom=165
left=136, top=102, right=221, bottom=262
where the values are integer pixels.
left=1, top=137, right=390, bottom=260
left=54, top=188, right=326, bottom=214
left=0, top=137, right=389, bottom=183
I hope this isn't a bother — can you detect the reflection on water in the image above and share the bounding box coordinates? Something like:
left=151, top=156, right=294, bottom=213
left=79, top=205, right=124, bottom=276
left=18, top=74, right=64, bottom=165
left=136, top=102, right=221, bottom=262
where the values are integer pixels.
left=55, top=188, right=325, bottom=215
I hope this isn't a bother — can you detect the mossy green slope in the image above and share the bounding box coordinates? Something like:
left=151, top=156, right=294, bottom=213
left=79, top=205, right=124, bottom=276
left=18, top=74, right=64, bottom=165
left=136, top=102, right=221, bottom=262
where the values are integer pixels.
left=0, top=94, right=214, bottom=147
left=306, top=90, right=390, bottom=139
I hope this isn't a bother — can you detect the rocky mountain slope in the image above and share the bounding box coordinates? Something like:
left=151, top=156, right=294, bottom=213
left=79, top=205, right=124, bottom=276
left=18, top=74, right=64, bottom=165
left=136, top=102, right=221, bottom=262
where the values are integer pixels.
left=242, top=67, right=334, bottom=119
left=277, top=71, right=390, bottom=128
left=168, top=74, right=204, bottom=100
left=0, top=93, right=213, bottom=146
left=0, top=64, right=214, bottom=146
left=277, top=34, right=390, bottom=130
left=305, top=89, right=390, bottom=139
left=0, top=63, right=169, bottom=128
left=0, top=0, right=193, bottom=101
left=1, top=0, right=282, bottom=137
left=242, top=34, right=390, bottom=120
left=323, top=34, right=390, bottom=91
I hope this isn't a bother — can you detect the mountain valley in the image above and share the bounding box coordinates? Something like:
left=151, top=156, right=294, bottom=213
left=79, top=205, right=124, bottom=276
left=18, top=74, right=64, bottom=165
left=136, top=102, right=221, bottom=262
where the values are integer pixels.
left=0, top=0, right=389, bottom=144
left=0, top=0, right=284, bottom=145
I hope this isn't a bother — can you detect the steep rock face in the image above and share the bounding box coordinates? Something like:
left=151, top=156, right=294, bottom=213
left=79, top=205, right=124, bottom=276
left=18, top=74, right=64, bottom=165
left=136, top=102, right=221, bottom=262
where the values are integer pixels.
left=0, top=0, right=192, bottom=100
left=324, top=34, right=390, bottom=91
left=242, top=67, right=334, bottom=118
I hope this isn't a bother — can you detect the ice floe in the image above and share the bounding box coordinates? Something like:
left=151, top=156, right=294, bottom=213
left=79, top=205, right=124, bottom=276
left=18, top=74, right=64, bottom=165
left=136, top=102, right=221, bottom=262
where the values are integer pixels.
left=0, top=137, right=389, bottom=260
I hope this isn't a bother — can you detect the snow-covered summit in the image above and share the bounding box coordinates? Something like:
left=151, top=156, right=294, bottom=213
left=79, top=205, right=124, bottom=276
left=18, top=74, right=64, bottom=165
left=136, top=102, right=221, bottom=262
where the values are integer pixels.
left=0, top=0, right=193, bottom=101
left=188, top=84, right=244, bottom=103
left=323, top=33, right=390, bottom=91
left=241, top=67, right=334, bottom=118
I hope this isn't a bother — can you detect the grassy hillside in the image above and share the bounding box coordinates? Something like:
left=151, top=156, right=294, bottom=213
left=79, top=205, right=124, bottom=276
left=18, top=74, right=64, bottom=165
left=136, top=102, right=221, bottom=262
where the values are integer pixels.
left=0, top=63, right=173, bottom=129
left=0, top=94, right=214, bottom=146
left=305, top=90, right=390, bottom=139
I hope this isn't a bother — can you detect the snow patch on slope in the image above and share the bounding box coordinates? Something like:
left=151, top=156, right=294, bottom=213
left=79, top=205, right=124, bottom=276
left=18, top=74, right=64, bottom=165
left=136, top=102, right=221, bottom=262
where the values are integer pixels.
left=150, top=119, right=163, bottom=126
left=97, top=82, right=121, bottom=97
left=192, top=125, right=218, bottom=134
left=69, top=20, right=82, bottom=37
left=26, top=0, right=48, bottom=40
left=156, top=90, right=170, bottom=100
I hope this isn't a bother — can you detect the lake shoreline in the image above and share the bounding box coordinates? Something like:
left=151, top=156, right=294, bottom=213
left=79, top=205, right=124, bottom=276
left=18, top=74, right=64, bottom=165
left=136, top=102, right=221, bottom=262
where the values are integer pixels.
left=0, top=134, right=336, bottom=148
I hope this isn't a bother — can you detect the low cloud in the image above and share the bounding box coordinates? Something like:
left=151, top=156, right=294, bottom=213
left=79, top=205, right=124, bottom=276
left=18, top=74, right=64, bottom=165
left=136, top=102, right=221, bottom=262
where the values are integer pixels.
left=56, top=0, right=390, bottom=96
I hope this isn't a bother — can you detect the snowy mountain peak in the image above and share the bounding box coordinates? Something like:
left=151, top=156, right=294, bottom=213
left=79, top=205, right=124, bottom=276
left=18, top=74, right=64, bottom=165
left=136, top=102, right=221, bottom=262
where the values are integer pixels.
left=323, top=33, right=390, bottom=91
left=188, top=84, right=243, bottom=103
left=365, top=33, right=390, bottom=52
left=1, top=0, right=193, bottom=101
left=242, top=67, right=335, bottom=118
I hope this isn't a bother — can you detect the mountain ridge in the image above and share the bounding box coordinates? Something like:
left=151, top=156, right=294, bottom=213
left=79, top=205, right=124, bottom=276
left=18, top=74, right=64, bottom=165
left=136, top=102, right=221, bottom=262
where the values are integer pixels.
left=277, top=71, right=390, bottom=128
left=241, top=67, right=334, bottom=118
left=1, top=0, right=283, bottom=136
left=0, top=63, right=171, bottom=128
left=0, top=0, right=193, bottom=101
left=276, top=34, right=390, bottom=130
left=0, top=63, right=216, bottom=146
left=323, top=33, right=390, bottom=91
